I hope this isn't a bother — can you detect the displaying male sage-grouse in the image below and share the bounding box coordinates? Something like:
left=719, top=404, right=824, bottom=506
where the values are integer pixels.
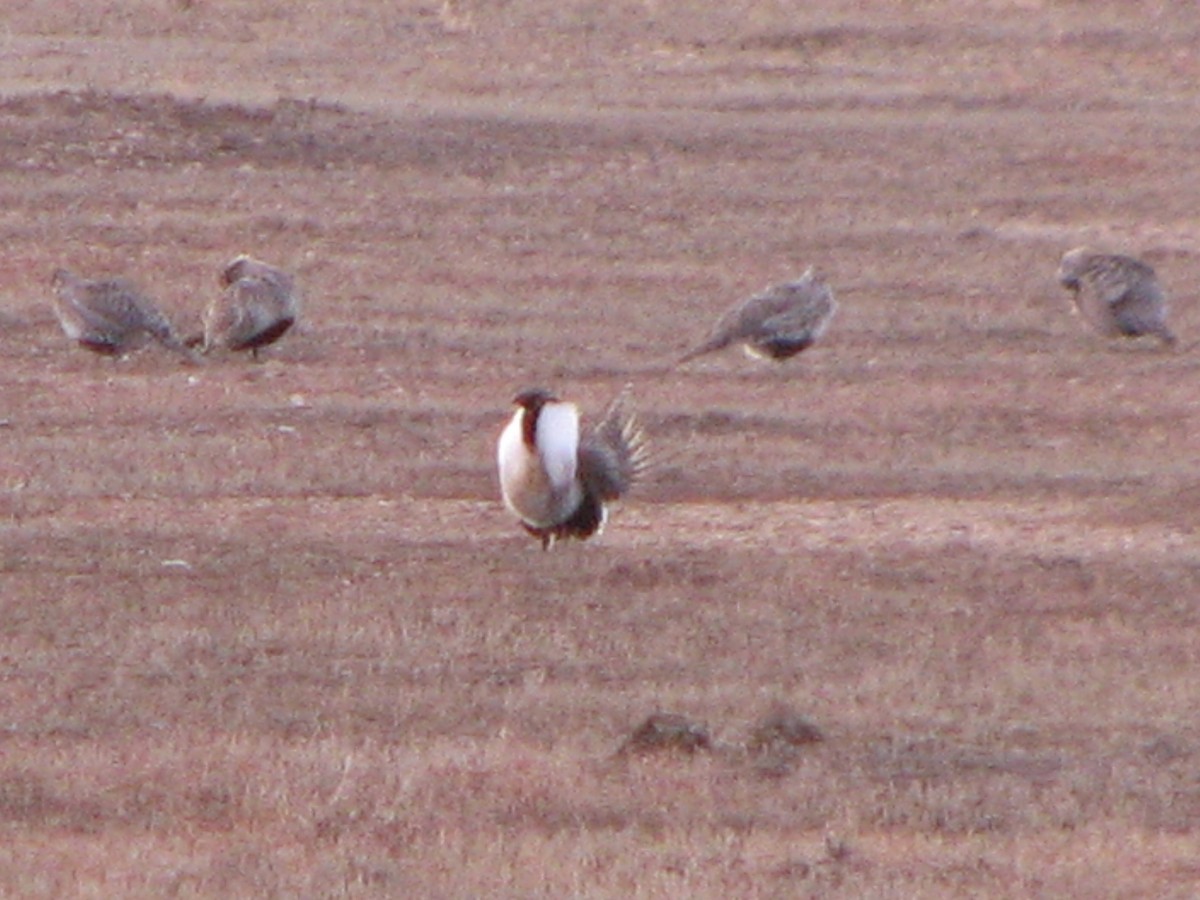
left=201, top=255, right=299, bottom=359
left=50, top=268, right=193, bottom=359
left=679, top=268, right=837, bottom=362
left=1056, top=247, right=1176, bottom=347
left=497, top=388, right=647, bottom=549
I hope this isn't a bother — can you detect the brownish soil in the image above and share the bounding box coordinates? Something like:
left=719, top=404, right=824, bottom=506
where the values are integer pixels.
left=3, top=2, right=1200, bottom=896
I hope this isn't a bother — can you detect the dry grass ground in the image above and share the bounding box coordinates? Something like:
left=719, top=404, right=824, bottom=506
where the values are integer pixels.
left=3, top=1, right=1200, bottom=896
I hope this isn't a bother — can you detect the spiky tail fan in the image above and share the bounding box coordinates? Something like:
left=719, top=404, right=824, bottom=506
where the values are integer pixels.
left=578, top=391, right=649, bottom=501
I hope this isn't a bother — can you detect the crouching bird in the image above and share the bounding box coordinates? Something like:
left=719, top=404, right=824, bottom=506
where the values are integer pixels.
left=50, top=268, right=196, bottom=360
left=679, top=267, right=837, bottom=363
left=199, top=255, right=300, bottom=359
left=497, top=388, right=648, bottom=549
left=1055, top=247, right=1176, bottom=347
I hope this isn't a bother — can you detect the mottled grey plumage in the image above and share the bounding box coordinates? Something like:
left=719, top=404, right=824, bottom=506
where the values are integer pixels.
left=580, top=392, right=647, bottom=505
left=680, top=268, right=837, bottom=363
left=497, top=388, right=648, bottom=549
left=50, top=268, right=192, bottom=358
left=1056, top=247, right=1176, bottom=346
left=203, top=255, right=300, bottom=359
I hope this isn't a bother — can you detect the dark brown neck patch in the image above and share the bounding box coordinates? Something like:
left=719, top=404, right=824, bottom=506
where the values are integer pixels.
left=521, top=404, right=541, bottom=449
left=513, top=388, right=555, bottom=450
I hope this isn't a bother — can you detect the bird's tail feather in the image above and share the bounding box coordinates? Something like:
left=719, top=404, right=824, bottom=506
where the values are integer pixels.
left=579, top=388, right=649, bottom=500
left=677, top=334, right=730, bottom=364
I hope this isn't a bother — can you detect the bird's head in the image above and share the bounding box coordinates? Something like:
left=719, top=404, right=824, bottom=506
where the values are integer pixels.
left=1056, top=247, right=1094, bottom=291
left=220, top=255, right=255, bottom=287
left=512, top=387, right=557, bottom=413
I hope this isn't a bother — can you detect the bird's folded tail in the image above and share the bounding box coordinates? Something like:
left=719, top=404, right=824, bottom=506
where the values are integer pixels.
left=145, top=313, right=203, bottom=363
left=677, top=333, right=731, bottom=364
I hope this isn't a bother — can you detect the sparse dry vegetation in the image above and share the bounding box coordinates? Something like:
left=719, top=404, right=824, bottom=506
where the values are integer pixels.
left=3, top=1, right=1200, bottom=896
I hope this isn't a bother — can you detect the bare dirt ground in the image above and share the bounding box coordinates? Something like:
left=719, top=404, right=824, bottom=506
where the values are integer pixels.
left=3, top=1, right=1200, bottom=896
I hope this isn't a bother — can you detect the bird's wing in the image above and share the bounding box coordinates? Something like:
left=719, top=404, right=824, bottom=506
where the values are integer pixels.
left=1109, top=277, right=1168, bottom=335
left=681, top=291, right=794, bottom=360
left=746, top=280, right=835, bottom=340
left=81, top=281, right=179, bottom=341
left=61, top=282, right=140, bottom=334
left=209, top=278, right=288, bottom=346
left=1087, top=258, right=1153, bottom=308
left=681, top=272, right=831, bottom=361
